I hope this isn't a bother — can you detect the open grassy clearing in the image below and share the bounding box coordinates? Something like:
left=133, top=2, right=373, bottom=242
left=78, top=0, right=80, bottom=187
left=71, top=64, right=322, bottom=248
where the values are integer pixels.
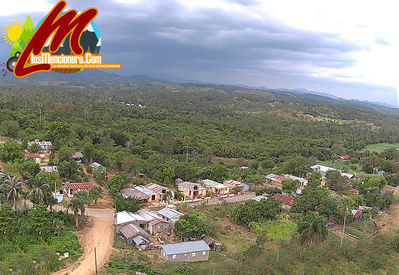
left=364, top=143, right=399, bottom=153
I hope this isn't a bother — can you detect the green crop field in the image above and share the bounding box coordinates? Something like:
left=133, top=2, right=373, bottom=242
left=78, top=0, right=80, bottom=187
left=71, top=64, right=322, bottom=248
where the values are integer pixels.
left=363, top=143, right=399, bottom=153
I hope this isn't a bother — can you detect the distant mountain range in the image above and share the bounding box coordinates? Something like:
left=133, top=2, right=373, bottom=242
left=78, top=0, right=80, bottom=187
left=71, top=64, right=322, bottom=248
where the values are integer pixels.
left=1, top=69, right=397, bottom=110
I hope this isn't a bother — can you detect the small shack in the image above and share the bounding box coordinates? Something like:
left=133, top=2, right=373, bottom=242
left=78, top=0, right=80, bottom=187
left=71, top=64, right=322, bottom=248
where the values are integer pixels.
left=201, top=235, right=222, bottom=252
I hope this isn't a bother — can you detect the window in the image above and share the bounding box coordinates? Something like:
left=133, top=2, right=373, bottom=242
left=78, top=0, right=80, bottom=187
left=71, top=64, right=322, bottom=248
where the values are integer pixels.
left=191, top=252, right=196, bottom=257
left=202, top=251, right=206, bottom=256
left=172, top=255, right=176, bottom=259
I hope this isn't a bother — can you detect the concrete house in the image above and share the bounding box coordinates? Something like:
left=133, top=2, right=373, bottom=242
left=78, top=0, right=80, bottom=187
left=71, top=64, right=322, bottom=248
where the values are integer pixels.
left=201, top=179, right=229, bottom=196
left=265, top=174, right=288, bottom=189
left=157, top=206, right=184, bottom=224
left=119, top=224, right=152, bottom=250
left=176, top=181, right=208, bottom=200
left=114, top=210, right=147, bottom=231
left=148, top=218, right=171, bottom=235
left=161, top=240, right=210, bottom=262
left=120, top=184, right=173, bottom=203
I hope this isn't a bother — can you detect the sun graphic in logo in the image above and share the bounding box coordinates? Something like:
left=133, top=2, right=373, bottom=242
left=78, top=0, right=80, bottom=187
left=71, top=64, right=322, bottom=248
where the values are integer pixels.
left=2, top=21, right=24, bottom=45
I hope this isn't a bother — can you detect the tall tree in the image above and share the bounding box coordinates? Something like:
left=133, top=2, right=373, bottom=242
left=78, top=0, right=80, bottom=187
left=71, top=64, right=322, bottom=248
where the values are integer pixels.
left=68, top=198, right=84, bottom=227
left=28, top=183, right=49, bottom=204
left=298, top=212, right=328, bottom=246
left=338, top=196, right=355, bottom=247
left=0, top=176, right=24, bottom=210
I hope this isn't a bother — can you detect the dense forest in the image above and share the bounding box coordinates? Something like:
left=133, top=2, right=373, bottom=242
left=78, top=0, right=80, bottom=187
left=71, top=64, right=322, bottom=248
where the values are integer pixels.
left=1, top=81, right=399, bottom=184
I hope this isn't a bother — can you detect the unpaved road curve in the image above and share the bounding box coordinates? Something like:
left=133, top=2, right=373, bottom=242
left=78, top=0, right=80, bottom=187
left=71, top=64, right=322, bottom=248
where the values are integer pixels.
left=53, top=208, right=114, bottom=275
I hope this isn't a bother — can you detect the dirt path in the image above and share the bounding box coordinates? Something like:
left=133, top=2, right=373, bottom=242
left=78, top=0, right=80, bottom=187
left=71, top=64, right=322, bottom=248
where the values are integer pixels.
left=53, top=208, right=114, bottom=275
left=330, top=227, right=359, bottom=242
left=376, top=202, right=399, bottom=234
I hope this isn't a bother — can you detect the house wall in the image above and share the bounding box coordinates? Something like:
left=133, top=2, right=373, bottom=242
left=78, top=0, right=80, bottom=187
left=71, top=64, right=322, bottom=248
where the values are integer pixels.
left=161, top=249, right=209, bottom=262
left=149, top=223, right=170, bottom=235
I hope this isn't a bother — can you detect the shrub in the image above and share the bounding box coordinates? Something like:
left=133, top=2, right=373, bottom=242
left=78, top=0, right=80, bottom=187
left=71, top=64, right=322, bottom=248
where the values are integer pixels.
left=48, top=232, right=82, bottom=258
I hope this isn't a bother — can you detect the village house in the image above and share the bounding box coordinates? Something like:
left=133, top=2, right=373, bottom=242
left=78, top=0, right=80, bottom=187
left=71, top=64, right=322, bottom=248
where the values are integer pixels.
left=310, top=165, right=354, bottom=179
left=252, top=194, right=269, bottom=202
left=339, top=155, right=350, bottom=160
left=272, top=193, right=294, bottom=210
left=89, top=162, right=104, bottom=169
left=118, top=223, right=152, bottom=250
left=64, top=182, right=95, bottom=198
left=115, top=210, right=172, bottom=236
left=201, top=235, right=222, bottom=252
left=24, top=152, right=51, bottom=166
left=201, top=179, right=229, bottom=196
left=72, top=152, right=84, bottom=164
left=284, top=174, right=308, bottom=189
left=157, top=205, right=184, bottom=224
left=161, top=240, right=210, bottom=262
left=40, top=166, right=58, bottom=173
left=148, top=218, right=171, bottom=235
left=176, top=180, right=208, bottom=200
left=144, top=183, right=174, bottom=202
left=223, top=179, right=249, bottom=192
left=121, top=187, right=150, bottom=202
left=114, top=210, right=147, bottom=231
left=120, top=183, right=173, bottom=203
left=265, top=174, right=288, bottom=188
left=27, top=139, right=52, bottom=151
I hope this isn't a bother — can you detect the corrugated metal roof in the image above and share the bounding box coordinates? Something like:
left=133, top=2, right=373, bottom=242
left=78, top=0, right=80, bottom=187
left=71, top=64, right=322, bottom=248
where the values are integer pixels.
left=115, top=211, right=145, bottom=225
left=145, top=183, right=169, bottom=194
left=133, top=235, right=149, bottom=245
left=202, top=179, right=220, bottom=188
left=137, top=209, right=162, bottom=221
left=157, top=207, right=183, bottom=220
left=161, top=240, right=210, bottom=255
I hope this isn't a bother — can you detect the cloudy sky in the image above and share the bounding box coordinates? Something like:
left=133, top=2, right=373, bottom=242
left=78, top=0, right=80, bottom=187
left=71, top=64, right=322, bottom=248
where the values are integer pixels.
left=0, top=0, right=398, bottom=105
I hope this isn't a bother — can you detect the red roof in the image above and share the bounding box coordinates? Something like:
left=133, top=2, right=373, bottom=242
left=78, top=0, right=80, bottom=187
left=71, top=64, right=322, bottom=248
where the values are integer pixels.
left=273, top=193, right=294, bottom=208
left=65, top=182, right=95, bottom=191
left=353, top=210, right=362, bottom=219
left=340, top=155, right=350, bottom=160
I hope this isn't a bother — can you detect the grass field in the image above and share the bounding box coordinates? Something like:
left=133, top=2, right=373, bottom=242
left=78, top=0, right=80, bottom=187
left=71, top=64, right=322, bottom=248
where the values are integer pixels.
left=319, top=160, right=360, bottom=173
left=363, top=143, right=399, bottom=153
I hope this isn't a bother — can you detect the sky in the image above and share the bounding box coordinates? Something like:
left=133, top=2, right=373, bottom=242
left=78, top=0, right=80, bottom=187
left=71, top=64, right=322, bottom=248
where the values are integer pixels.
left=0, top=0, right=398, bottom=106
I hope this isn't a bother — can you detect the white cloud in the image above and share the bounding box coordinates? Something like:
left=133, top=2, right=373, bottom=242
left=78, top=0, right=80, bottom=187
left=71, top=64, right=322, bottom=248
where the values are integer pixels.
left=0, top=0, right=53, bottom=16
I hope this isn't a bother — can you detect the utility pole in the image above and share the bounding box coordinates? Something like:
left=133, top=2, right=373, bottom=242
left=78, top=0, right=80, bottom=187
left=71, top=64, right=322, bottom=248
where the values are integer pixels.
left=186, top=144, right=189, bottom=163
left=94, top=247, right=98, bottom=274
left=39, top=108, right=42, bottom=124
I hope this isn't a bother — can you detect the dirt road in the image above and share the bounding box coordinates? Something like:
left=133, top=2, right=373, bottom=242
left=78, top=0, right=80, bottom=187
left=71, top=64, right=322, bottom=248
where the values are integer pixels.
left=53, top=208, right=114, bottom=275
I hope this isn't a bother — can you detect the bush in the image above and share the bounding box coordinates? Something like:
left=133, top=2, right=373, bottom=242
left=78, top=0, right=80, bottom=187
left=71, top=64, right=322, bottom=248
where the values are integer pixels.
left=49, top=232, right=82, bottom=258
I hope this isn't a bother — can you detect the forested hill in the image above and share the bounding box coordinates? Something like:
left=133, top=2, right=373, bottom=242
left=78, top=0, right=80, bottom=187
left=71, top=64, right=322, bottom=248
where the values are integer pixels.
left=1, top=80, right=399, bottom=182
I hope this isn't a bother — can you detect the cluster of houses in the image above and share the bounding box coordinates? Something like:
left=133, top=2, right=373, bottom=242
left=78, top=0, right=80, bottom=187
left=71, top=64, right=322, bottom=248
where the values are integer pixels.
left=114, top=205, right=221, bottom=262
left=24, top=139, right=53, bottom=166
left=176, top=178, right=248, bottom=200
left=115, top=205, right=183, bottom=248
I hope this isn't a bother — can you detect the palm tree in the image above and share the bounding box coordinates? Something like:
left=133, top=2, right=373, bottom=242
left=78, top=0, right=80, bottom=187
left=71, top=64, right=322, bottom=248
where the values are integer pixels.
left=338, top=196, right=355, bottom=247
left=298, top=212, right=328, bottom=246
left=45, top=195, right=59, bottom=214
left=28, top=183, right=50, bottom=204
left=69, top=198, right=84, bottom=227
left=0, top=176, right=24, bottom=210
